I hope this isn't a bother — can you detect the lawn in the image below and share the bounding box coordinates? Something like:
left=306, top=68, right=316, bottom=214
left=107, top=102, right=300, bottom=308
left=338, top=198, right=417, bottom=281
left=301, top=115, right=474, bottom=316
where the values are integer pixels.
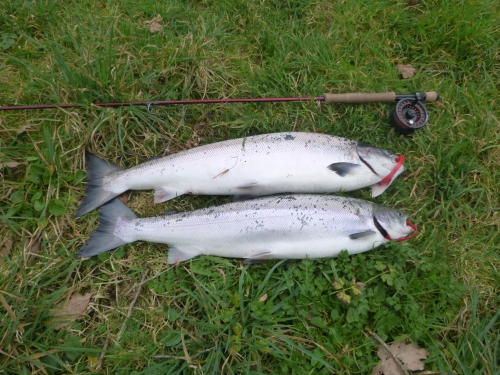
left=1, top=0, right=499, bottom=374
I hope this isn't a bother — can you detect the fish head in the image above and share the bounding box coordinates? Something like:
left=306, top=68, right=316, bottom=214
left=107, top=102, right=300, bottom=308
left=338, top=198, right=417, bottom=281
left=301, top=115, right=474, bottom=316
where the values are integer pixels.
left=357, top=142, right=404, bottom=176
left=356, top=142, right=405, bottom=197
left=373, top=206, right=414, bottom=240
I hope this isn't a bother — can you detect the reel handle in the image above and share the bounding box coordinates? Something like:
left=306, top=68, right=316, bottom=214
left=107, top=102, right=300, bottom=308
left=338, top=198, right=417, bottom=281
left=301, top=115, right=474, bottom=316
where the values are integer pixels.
left=323, top=91, right=439, bottom=104
left=421, top=91, right=439, bottom=102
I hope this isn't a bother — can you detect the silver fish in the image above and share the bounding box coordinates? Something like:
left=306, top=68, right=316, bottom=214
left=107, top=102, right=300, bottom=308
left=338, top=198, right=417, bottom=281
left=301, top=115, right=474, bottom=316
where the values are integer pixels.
left=75, top=195, right=415, bottom=264
left=74, top=132, right=405, bottom=217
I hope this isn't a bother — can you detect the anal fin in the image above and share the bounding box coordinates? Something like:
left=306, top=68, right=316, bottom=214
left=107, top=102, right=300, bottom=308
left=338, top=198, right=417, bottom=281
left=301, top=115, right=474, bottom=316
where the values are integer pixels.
left=243, top=251, right=273, bottom=264
left=154, top=187, right=183, bottom=203
left=168, top=245, right=203, bottom=264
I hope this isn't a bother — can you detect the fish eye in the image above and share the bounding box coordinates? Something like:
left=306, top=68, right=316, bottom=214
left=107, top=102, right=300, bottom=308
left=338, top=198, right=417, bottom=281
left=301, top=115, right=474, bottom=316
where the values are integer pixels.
left=398, top=212, right=402, bottom=217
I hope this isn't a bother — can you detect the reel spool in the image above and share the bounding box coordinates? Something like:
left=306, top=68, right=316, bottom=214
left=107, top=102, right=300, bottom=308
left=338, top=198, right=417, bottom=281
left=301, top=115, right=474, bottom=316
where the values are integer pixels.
left=389, top=91, right=439, bottom=134
left=389, top=99, right=429, bottom=134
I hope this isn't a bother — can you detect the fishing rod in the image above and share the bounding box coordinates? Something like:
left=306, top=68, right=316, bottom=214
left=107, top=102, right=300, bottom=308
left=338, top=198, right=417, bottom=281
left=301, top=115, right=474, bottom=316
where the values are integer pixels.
left=0, top=90, right=439, bottom=134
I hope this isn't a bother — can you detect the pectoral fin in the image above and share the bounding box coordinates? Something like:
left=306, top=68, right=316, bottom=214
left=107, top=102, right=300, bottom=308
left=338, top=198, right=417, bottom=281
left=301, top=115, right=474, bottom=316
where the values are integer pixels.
left=327, top=162, right=361, bottom=177
left=154, top=187, right=183, bottom=203
left=371, top=182, right=388, bottom=198
left=168, top=245, right=203, bottom=264
left=371, top=172, right=402, bottom=197
left=349, top=230, right=376, bottom=240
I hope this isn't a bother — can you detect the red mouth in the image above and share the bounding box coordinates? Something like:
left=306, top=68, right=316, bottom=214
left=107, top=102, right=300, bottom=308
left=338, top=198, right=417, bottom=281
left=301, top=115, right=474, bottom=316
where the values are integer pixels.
left=396, top=221, right=418, bottom=242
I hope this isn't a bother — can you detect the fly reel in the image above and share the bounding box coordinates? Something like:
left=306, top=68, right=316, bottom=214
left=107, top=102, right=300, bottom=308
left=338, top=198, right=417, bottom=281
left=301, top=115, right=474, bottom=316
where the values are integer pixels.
left=390, top=99, right=428, bottom=134
left=389, top=92, right=439, bottom=134
left=323, top=91, right=439, bottom=135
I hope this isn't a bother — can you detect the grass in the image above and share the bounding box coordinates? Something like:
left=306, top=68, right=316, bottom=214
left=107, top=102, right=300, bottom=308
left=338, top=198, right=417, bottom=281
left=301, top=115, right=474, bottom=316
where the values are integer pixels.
left=1, top=0, right=499, bottom=373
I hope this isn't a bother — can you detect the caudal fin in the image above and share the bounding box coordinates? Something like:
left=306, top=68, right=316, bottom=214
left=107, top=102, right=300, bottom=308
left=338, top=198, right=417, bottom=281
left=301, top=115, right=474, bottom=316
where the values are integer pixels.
left=75, top=198, right=138, bottom=257
left=73, top=151, right=124, bottom=218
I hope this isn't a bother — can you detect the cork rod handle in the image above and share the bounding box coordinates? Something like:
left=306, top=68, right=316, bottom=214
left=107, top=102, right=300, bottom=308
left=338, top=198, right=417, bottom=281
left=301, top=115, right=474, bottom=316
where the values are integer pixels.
left=323, top=91, right=439, bottom=104
left=324, top=92, right=396, bottom=104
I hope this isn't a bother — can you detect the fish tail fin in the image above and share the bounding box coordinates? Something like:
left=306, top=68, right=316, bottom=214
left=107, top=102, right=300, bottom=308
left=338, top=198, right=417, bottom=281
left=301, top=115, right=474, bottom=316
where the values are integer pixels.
left=73, top=151, right=124, bottom=218
left=75, top=199, right=138, bottom=258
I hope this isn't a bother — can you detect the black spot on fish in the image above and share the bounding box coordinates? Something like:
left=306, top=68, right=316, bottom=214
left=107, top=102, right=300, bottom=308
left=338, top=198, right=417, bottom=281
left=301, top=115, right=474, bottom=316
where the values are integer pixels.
left=284, top=134, right=295, bottom=140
